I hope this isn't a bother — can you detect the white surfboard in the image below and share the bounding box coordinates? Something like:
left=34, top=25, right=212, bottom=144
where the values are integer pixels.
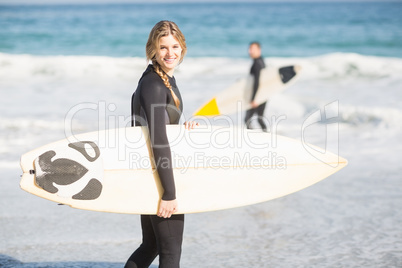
left=20, top=125, right=347, bottom=214
left=194, top=65, right=302, bottom=116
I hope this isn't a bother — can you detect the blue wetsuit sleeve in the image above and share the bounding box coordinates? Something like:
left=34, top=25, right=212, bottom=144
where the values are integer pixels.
left=140, top=83, right=176, bottom=201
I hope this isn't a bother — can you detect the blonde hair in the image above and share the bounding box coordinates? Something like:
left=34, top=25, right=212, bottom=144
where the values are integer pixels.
left=146, top=20, right=187, bottom=108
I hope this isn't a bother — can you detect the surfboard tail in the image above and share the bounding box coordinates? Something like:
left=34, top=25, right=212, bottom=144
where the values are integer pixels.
left=193, top=65, right=302, bottom=116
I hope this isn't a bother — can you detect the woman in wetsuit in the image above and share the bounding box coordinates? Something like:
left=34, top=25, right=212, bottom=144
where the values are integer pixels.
left=126, top=21, right=196, bottom=268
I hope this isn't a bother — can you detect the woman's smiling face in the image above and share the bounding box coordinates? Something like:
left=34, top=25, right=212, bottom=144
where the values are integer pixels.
left=155, top=34, right=182, bottom=76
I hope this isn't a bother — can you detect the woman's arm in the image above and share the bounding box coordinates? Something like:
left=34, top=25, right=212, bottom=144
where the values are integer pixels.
left=140, top=83, right=176, bottom=202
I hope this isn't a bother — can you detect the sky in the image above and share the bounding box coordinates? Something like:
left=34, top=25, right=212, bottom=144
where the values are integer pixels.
left=0, top=0, right=394, bottom=4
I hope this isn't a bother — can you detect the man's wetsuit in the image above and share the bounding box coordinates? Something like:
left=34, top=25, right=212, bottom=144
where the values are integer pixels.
left=244, top=56, right=267, bottom=131
left=126, top=65, right=184, bottom=268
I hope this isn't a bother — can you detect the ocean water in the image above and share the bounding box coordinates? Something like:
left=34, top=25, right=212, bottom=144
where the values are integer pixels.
left=1, top=2, right=402, bottom=268
left=1, top=2, right=402, bottom=58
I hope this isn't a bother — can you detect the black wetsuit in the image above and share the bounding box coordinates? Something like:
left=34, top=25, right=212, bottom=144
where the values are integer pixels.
left=244, top=56, right=267, bottom=131
left=126, top=65, right=184, bottom=268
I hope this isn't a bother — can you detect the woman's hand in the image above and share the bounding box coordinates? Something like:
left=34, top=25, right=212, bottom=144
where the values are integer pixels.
left=250, top=101, right=258, bottom=108
left=184, top=121, right=199, bottom=130
left=158, top=199, right=178, bottom=218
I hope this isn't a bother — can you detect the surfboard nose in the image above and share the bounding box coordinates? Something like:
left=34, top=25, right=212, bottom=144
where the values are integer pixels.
left=339, top=156, right=348, bottom=167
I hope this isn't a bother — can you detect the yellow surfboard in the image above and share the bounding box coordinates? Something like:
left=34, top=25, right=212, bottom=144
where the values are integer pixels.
left=194, top=65, right=302, bottom=116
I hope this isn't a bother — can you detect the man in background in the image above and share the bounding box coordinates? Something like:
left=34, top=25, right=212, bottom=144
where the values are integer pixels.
left=244, top=41, right=268, bottom=132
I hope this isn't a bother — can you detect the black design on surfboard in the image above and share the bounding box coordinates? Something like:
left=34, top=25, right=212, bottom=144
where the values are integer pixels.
left=72, top=178, right=103, bottom=200
left=279, top=66, right=296, bottom=84
left=68, top=141, right=100, bottom=162
left=34, top=141, right=102, bottom=200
